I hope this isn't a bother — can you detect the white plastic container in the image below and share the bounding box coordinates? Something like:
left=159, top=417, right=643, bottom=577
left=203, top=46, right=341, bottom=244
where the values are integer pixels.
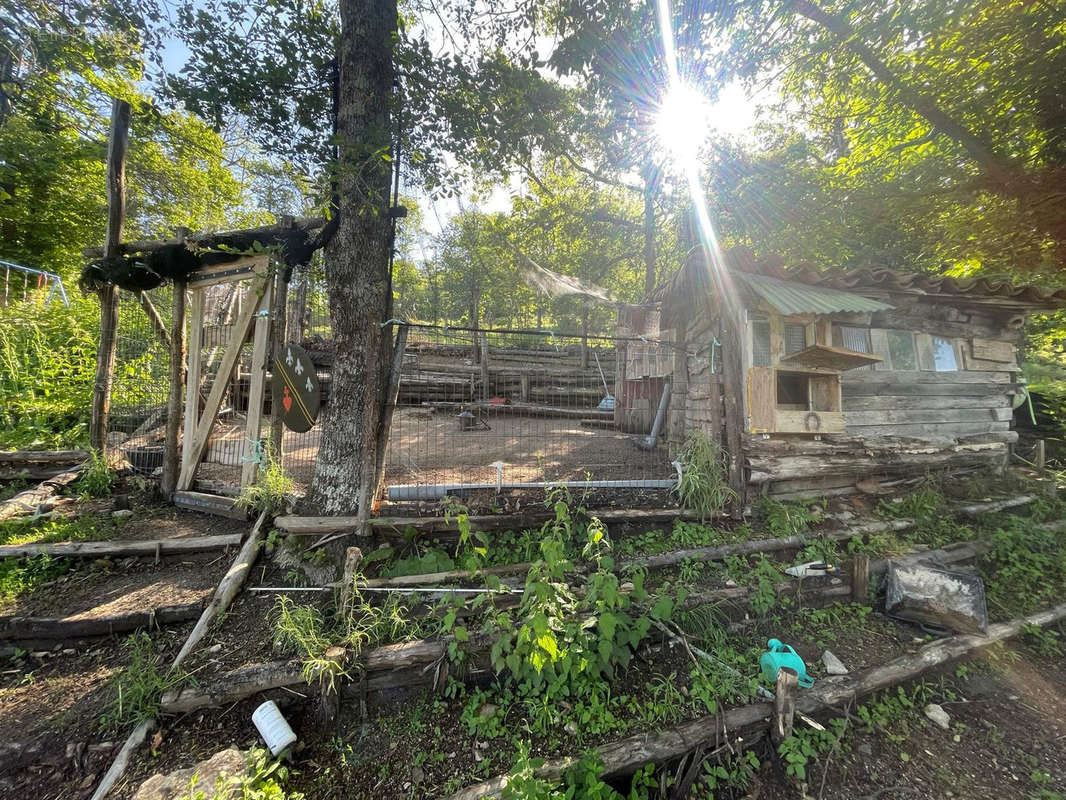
left=252, top=700, right=298, bottom=756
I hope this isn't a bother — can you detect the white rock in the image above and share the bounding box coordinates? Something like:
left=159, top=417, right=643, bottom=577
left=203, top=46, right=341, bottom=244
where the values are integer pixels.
left=924, top=703, right=950, bottom=730
left=821, top=650, right=848, bottom=675
left=111, top=509, right=134, bottom=519
left=134, top=748, right=246, bottom=800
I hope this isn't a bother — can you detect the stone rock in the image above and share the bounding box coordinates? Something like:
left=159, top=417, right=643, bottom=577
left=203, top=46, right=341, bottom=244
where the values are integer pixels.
left=133, top=748, right=247, bottom=800
left=821, top=650, right=848, bottom=676
left=111, top=509, right=134, bottom=519
left=924, top=703, right=951, bottom=730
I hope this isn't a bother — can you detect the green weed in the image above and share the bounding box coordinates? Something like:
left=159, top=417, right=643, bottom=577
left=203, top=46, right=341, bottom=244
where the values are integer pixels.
left=754, top=497, right=819, bottom=538
left=236, top=443, right=295, bottom=515
left=675, top=431, right=736, bottom=521
left=100, top=632, right=190, bottom=730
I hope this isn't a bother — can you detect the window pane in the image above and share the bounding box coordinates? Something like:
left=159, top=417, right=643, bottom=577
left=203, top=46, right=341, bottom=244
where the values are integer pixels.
left=932, top=336, right=958, bottom=371
left=752, top=321, right=771, bottom=366
left=785, top=324, right=807, bottom=355
left=887, top=330, right=917, bottom=370
left=837, top=325, right=872, bottom=370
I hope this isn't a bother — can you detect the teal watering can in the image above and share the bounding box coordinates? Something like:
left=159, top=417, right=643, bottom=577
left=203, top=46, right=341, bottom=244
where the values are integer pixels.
left=760, top=639, right=814, bottom=688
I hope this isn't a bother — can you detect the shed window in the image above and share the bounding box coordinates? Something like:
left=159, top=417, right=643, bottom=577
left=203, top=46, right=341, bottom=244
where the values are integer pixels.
left=785, top=324, right=807, bottom=356
left=931, top=336, right=958, bottom=371
left=832, top=325, right=873, bottom=371
left=886, top=330, right=917, bottom=371
left=752, top=319, right=772, bottom=367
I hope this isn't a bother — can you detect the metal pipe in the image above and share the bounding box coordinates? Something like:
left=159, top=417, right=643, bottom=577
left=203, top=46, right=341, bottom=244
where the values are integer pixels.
left=387, top=478, right=679, bottom=502
left=638, top=380, right=671, bottom=450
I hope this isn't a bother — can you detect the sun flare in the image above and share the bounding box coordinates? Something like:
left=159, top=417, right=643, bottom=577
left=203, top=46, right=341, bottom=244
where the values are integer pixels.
left=653, top=83, right=713, bottom=162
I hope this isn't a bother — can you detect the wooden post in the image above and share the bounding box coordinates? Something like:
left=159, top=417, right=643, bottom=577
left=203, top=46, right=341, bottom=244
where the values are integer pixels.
left=1035, top=439, right=1046, bottom=472
left=136, top=291, right=172, bottom=351
left=520, top=373, right=530, bottom=402
left=771, top=666, right=798, bottom=746
left=161, top=282, right=186, bottom=496
left=241, top=273, right=273, bottom=487
left=372, top=325, right=409, bottom=502
left=268, top=270, right=291, bottom=462
left=181, top=289, right=205, bottom=483
left=850, top=553, right=870, bottom=603
left=479, top=331, right=490, bottom=399
left=717, top=301, right=746, bottom=508
left=89, top=98, right=130, bottom=453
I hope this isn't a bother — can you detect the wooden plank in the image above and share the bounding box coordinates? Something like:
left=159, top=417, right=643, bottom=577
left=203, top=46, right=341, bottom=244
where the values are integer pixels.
left=0, top=602, right=206, bottom=640
left=843, top=369, right=1012, bottom=384
left=844, top=394, right=1010, bottom=411
left=842, top=381, right=1018, bottom=397
left=162, top=281, right=187, bottom=495
left=0, top=534, right=242, bottom=559
left=844, top=408, right=1014, bottom=426
left=970, top=338, right=1015, bottom=362
left=181, top=289, right=205, bottom=483
left=276, top=507, right=701, bottom=536
left=173, top=490, right=248, bottom=519
left=240, top=275, right=273, bottom=487
left=177, top=275, right=266, bottom=490
left=0, top=450, right=89, bottom=464
left=746, top=366, right=776, bottom=433
left=776, top=409, right=845, bottom=434
left=843, top=421, right=1011, bottom=437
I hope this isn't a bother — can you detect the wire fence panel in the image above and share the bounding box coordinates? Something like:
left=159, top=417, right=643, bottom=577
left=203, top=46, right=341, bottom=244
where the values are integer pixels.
left=110, top=287, right=173, bottom=474
left=383, top=325, right=676, bottom=496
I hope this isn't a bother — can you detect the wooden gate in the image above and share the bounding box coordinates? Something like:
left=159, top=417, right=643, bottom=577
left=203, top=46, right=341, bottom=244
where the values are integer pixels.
left=177, top=255, right=272, bottom=493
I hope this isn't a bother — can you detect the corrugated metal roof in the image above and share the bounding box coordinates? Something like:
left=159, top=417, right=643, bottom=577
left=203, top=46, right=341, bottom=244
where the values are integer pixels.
left=740, top=273, right=894, bottom=315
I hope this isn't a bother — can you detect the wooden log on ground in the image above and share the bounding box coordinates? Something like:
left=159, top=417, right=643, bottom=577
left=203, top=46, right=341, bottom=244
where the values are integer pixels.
left=161, top=659, right=306, bottom=714
left=277, top=507, right=699, bottom=537
left=361, top=561, right=531, bottom=589
left=0, top=534, right=242, bottom=560
left=0, top=600, right=206, bottom=640
left=0, top=450, right=90, bottom=464
left=620, top=519, right=915, bottom=572
left=444, top=601, right=1066, bottom=800
left=89, top=719, right=152, bottom=800
left=171, top=511, right=267, bottom=671
left=0, top=468, right=82, bottom=523
left=956, top=494, right=1036, bottom=516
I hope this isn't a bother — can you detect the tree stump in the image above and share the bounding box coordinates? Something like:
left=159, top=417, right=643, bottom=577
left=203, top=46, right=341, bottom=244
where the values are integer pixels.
left=771, top=666, right=798, bottom=746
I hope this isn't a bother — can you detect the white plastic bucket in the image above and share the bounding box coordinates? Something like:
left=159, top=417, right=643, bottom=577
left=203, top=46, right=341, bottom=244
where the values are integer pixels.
left=252, top=700, right=297, bottom=756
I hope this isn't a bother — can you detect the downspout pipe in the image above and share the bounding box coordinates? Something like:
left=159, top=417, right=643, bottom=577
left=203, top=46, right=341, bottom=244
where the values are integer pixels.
left=637, top=381, right=671, bottom=451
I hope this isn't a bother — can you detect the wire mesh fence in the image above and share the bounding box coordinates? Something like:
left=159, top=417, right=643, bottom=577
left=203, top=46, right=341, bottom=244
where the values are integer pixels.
left=110, top=286, right=173, bottom=474
left=109, top=266, right=680, bottom=499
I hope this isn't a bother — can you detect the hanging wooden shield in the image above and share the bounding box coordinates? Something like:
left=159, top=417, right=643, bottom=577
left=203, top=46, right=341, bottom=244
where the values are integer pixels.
left=272, top=344, right=321, bottom=433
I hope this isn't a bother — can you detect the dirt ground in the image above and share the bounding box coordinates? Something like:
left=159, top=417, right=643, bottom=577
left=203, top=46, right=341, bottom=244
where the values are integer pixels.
left=196, top=409, right=672, bottom=493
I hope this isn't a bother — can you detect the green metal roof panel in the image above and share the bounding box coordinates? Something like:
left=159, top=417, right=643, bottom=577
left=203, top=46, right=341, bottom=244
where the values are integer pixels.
left=740, top=273, right=894, bottom=315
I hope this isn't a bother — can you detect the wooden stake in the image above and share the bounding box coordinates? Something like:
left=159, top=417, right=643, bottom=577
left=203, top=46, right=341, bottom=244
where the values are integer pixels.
left=161, top=281, right=186, bottom=495
left=850, top=553, right=870, bottom=603
left=90, top=98, right=130, bottom=453
left=771, top=666, right=798, bottom=746
left=339, top=546, right=363, bottom=617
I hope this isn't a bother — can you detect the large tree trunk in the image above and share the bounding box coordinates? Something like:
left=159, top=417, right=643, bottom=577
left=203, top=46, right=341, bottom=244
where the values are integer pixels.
left=305, top=0, right=396, bottom=516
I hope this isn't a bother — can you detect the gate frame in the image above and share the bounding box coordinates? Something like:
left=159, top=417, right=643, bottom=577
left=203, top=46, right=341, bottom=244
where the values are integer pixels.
left=177, top=255, right=272, bottom=491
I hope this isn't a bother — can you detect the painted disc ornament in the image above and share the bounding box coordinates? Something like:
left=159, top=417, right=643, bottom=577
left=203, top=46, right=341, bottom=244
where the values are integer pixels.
left=272, top=344, right=321, bottom=433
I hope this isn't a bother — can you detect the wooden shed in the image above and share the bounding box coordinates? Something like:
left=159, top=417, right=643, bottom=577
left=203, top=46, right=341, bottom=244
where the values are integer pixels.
left=642, top=249, right=1066, bottom=499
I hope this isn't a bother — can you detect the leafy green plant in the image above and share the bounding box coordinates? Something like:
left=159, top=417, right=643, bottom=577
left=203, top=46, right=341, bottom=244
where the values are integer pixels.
left=754, top=496, right=819, bottom=538
left=675, top=431, right=736, bottom=520
left=75, top=449, right=114, bottom=497
left=185, top=746, right=306, bottom=799
left=700, top=749, right=760, bottom=795
left=877, top=478, right=944, bottom=520
left=777, top=718, right=845, bottom=781
left=1022, top=623, right=1063, bottom=658
left=100, top=632, right=191, bottom=730
left=236, top=443, right=295, bottom=515
left=0, top=553, right=74, bottom=606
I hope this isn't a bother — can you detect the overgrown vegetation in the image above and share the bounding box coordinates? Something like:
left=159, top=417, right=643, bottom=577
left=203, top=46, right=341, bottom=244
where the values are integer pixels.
left=75, top=450, right=115, bottom=498
left=236, top=443, right=296, bottom=515
left=675, top=431, right=735, bottom=521
left=99, top=632, right=190, bottom=730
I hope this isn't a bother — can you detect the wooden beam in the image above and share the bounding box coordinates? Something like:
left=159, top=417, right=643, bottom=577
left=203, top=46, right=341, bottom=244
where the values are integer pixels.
left=177, top=274, right=266, bottom=491
left=89, top=98, right=130, bottom=453
left=162, top=282, right=186, bottom=495
left=0, top=533, right=241, bottom=559
left=81, top=216, right=327, bottom=258
left=0, top=450, right=89, bottom=464
left=181, top=288, right=205, bottom=482
left=0, top=600, right=206, bottom=640
left=241, top=274, right=273, bottom=487
left=136, top=290, right=172, bottom=351
left=372, top=325, right=409, bottom=503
